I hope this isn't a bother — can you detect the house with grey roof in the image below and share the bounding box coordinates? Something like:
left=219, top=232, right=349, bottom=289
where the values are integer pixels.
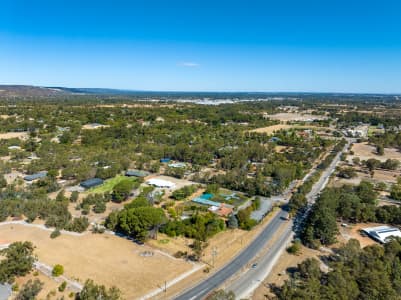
left=0, top=283, right=12, bottom=300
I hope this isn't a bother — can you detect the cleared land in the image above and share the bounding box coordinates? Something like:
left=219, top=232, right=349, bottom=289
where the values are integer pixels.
left=0, top=224, right=194, bottom=299
left=250, top=124, right=318, bottom=134
left=339, top=223, right=380, bottom=248
left=251, top=245, right=322, bottom=300
left=67, top=199, right=126, bottom=224
left=13, top=271, right=71, bottom=300
left=3, top=170, right=24, bottom=184
left=0, top=131, right=28, bottom=140
left=266, top=112, right=327, bottom=122
left=350, top=142, right=401, bottom=162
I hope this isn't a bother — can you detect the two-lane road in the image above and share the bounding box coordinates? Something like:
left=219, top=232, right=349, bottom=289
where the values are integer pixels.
left=227, top=141, right=350, bottom=298
left=175, top=209, right=290, bottom=300
left=175, top=140, right=351, bottom=300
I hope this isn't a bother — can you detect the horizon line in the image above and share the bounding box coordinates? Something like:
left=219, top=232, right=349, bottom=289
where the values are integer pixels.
left=1, top=84, right=401, bottom=96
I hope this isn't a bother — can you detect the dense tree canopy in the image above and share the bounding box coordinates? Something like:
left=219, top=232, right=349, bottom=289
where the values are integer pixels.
left=0, top=241, right=36, bottom=284
left=274, top=239, right=401, bottom=300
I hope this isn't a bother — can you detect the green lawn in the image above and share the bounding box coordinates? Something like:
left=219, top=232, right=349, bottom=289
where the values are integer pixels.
left=368, top=126, right=376, bottom=137
left=88, top=175, right=137, bottom=194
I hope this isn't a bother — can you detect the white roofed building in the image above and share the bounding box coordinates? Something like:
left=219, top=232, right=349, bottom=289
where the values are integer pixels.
left=146, top=178, right=175, bottom=189
left=362, top=226, right=401, bottom=243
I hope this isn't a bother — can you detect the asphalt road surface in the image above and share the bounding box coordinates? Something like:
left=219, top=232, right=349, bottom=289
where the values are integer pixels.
left=175, top=141, right=350, bottom=300
left=227, top=141, right=350, bottom=298
left=174, top=209, right=291, bottom=300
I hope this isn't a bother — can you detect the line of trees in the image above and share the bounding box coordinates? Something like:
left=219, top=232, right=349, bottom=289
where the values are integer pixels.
left=300, top=181, right=401, bottom=248
left=274, top=238, right=401, bottom=300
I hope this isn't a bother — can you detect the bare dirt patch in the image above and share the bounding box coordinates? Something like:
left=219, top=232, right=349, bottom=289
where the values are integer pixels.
left=0, top=132, right=28, bottom=140
left=3, top=170, right=24, bottom=185
left=372, top=169, right=400, bottom=183
left=266, top=112, right=327, bottom=122
left=0, top=224, right=193, bottom=299
left=339, top=223, right=380, bottom=248
left=67, top=199, right=127, bottom=224
left=331, top=168, right=400, bottom=188
left=351, top=142, right=401, bottom=162
left=13, top=271, right=71, bottom=300
left=250, top=124, right=317, bottom=134
left=275, top=145, right=289, bottom=153
left=252, top=245, right=322, bottom=300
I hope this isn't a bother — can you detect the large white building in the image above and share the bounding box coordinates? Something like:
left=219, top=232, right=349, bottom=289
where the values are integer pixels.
left=362, top=226, right=401, bottom=243
left=146, top=178, right=175, bottom=189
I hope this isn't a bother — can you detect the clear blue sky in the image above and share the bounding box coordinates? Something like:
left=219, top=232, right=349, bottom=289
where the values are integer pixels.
left=1, top=0, right=401, bottom=93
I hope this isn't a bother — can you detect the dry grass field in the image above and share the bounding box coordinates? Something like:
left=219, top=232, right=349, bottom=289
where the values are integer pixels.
left=67, top=199, right=127, bottom=224
left=351, top=142, right=401, bottom=162
left=252, top=245, right=322, bottom=300
left=13, top=272, right=72, bottom=300
left=0, top=224, right=194, bottom=299
left=275, top=145, right=288, bottom=153
left=250, top=124, right=316, bottom=134
left=331, top=168, right=400, bottom=188
left=0, top=132, right=28, bottom=140
left=266, top=112, right=327, bottom=122
left=3, top=170, right=24, bottom=185
left=339, top=223, right=380, bottom=248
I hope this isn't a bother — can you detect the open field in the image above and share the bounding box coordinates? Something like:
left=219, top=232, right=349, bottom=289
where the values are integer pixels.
left=0, top=224, right=194, bottom=299
left=67, top=199, right=127, bottom=224
left=350, top=142, right=401, bottom=162
left=339, top=222, right=381, bottom=248
left=3, top=170, right=24, bottom=184
left=0, top=131, right=28, bottom=140
left=13, top=271, right=72, bottom=300
left=250, top=124, right=317, bottom=134
left=87, top=175, right=138, bottom=194
left=275, top=145, right=288, bottom=153
left=331, top=168, right=400, bottom=188
left=265, top=112, right=327, bottom=122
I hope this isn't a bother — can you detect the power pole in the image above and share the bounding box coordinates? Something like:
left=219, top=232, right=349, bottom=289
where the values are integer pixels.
left=211, top=246, right=218, bottom=268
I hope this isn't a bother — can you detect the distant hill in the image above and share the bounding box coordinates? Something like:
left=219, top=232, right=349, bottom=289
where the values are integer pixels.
left=48, top=87, right=142, bottom=95
left=0, top=85, right=69, bottom=97
left=0, top=84, right=400, bottom=101
left=0, top=85, right=147, bottom=97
